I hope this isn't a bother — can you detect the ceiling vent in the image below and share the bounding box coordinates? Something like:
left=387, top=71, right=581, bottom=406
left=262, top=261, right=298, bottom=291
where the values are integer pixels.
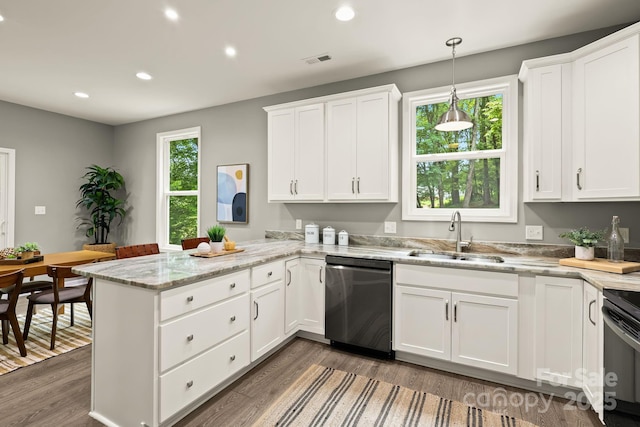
left=303, top=53, right=332, bottom=65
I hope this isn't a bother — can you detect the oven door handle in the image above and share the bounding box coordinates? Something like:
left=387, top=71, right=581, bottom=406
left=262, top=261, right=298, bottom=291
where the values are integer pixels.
left=603, top=308, right=640, bottom=353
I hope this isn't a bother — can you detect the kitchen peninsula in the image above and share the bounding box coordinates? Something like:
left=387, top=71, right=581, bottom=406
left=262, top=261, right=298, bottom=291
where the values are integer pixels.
left=74, top=238, right=640, bottom=426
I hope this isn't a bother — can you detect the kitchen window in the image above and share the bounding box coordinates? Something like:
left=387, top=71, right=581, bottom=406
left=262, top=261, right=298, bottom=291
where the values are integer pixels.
left=156, top=127, right=201, bottom=250
left=402, top=75, right=518, bottom=222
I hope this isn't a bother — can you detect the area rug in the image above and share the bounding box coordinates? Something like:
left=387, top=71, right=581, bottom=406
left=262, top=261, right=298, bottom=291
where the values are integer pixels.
left=253, top=364, right=539, bottom=427
left=0, top=305, right=91, bottom=375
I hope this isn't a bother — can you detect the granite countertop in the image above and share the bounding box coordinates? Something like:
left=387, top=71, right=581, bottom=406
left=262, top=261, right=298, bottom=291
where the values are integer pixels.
left=72, top=239, right=640, bottom=292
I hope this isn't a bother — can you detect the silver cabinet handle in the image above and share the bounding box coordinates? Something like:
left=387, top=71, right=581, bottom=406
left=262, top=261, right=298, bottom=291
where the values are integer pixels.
left=357, top=177, right=360, bottom=194
left=230, top=282, right=236, bottom=289
left=186, top=380, right=193, bottom=388
left=294, top=180, right=298, bottom=195
left=589, top=299, right=596, bottom=326
left=289, top=180, right=293, bottom=195
left=319, top=266, right=323, bottom=284
left=454, top=303, right=457, bottom=322
left=254, top=301, right=259, bottom=320
left=230, top=315, right=236, bottom=322
left=230, top=355, right=236, bottom=361
left=186, top=296, right=194, bottom=303
left=351, top=178, right=355, bottom=194
left=187, top=334, right=194, bottom=342
left=535, top=170, right=540, bottom=192
left=286, top=269, right=291, bottom=286
left=445, top=300, right=449, bottom=321
left=576, top=168, right=583, bottom=190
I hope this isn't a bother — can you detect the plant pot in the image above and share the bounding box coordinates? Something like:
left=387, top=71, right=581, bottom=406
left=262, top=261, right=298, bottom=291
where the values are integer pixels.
left=18, top=251, right=34, bottom=260
left=83, top=243, right=117, bottom=254
left=210, top=241, right=224, bottom=253
left=575, top=245, right=595, bottom=261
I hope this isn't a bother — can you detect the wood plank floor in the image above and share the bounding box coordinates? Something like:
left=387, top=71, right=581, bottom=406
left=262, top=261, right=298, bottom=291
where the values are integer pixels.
left=0, top=338, right=603, bottom=426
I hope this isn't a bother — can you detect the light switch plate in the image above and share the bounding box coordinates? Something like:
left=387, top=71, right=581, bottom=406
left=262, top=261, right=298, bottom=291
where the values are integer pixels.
left=295, top=219, right=302, bottom=230
left=35, top=206, right=46, bottom=215
left=525, top=225, right=543, bottom=240
left=384, top=221, right=396, bottom=234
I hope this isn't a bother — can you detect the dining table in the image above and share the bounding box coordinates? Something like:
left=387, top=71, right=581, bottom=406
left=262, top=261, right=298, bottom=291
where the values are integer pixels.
left=0, top=249, right=115, bottom=313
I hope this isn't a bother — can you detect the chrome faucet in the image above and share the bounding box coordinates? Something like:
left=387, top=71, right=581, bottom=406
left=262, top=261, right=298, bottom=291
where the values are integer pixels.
left=449, top=210, right=469, bottom=252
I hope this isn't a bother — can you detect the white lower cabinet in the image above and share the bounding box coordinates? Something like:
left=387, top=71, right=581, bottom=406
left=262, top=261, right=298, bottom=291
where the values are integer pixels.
left=582, top=281, right=604, bottom=421
left=394, top=264, right=518, bottom=375
left=300, top=257, right=325, bottom=334
left=534, top=276, right=583, bottom=387
left=284, top=258, right=301, bottom=334
left=250, top=260, right=285, bottom=362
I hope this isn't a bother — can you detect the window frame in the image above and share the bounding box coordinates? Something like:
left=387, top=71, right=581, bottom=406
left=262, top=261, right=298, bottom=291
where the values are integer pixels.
left=156, top=126, right=201, bottom=251
left=402, top=75, right=518, bottom=223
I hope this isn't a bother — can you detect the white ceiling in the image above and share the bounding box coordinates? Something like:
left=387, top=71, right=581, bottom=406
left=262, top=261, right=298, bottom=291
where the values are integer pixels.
left=1, top=0, right=639, bottom=126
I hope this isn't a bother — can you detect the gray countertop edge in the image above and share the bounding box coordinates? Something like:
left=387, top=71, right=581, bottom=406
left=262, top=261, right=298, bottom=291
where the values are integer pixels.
left=72, top=240, right=640, bottom=292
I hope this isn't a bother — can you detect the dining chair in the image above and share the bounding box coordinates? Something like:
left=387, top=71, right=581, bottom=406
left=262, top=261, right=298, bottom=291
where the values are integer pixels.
left=23, top=265, right=93, bottom=350
left=181, top=237, right=210, bottom=250
left=115, top=243, right=160, bottom=259
left=0, top=269, right=27, bottom=356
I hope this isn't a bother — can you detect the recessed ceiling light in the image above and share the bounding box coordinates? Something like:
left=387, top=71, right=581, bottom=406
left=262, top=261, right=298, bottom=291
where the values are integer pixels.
left=335, top=6, right=355, bottom=21
left=225, top=46, right=237, bottom=58
left=164, top=8, right=179, bottom=21
left=74, top=92, right=89, bottom=99
left=136, top=72, right=153, bottom=80
left=0, top=15, right=5, bottom=22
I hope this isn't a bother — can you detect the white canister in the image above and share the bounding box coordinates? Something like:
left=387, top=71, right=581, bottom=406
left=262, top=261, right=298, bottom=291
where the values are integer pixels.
left=305, top=223, right=319, bottom=244
left=338, top=230, right=349, bottom=246
left=323, top=226, right=335, bottom=245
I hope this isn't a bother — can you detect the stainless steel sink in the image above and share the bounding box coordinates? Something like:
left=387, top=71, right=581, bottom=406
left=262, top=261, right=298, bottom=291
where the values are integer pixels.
left=407, top=250, right=504, bottom=263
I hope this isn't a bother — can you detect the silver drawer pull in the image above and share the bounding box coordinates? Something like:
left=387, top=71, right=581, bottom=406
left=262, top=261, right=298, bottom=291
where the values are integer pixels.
left=186, top=380, right=193, bottom=388
left=230, top=315, right=236, bottom=322
left=230, top=282, right=236, bottom=289
left=230, top=355, right=236, bottom=361
left=267, top=271, right=273, bottom=277
left=187, top=334, right=194, bottom=342
left=186, top=296, right=194, bottom=303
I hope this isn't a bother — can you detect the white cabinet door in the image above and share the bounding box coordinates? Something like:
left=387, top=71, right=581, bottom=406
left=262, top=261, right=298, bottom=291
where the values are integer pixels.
left=522, top=63, right=564, bottom=201
left=451, top=292, right=518, bottom=375
left=267, top=108, right=295, bottom=201
left=300, top=258, right=325, bottom=334
left=573, top=34, right=640, bottom=199
left=294, top=104, right=325, bottom=200
left=394, top=285, right=451, bottom=360
left=284, top=258, right=300, bottom=334
left=535, top=276, right=583, bottom=387
left=583, top=281, right=604, bottom=420
left=355, top=92, right=390, bottom=200
left=326, top=98, right=357, bottom=200
left=250, top=281, right=284, bottom=362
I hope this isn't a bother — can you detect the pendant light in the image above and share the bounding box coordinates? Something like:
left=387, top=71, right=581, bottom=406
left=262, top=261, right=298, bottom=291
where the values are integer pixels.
left=435, top=37, right=473, bottom=132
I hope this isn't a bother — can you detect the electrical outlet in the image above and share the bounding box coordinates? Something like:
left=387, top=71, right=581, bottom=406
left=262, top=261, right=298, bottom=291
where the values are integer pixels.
left=384, top=221, right=396, bottom=234
left=525, top=225, right=543, bottom=240
left=295, top=219, right=302, bottom=230
left=620, top=227, right=630, bottom=244
left=34, top=206, right=46, bottom=215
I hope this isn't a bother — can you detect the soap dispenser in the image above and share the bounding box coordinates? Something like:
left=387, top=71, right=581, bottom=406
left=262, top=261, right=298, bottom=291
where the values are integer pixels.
left=608, top=216, right=624, bottom=263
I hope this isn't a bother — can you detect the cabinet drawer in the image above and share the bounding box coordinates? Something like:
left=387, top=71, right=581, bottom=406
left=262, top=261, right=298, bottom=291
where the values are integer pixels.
left=251, top=260, right=284, bottom=289
left=161, top=270, right=250, bottom=321
left=160, top=293, right=249, bottom=372
left=159, top=330, right=250, bottom=422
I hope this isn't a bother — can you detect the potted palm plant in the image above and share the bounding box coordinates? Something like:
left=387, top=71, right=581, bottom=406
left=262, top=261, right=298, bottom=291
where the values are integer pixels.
left=77, top=165, right=126, bottom=253
left=559, top=227, right=604, bottom=260
left=207, top=224, right=226, bottom=253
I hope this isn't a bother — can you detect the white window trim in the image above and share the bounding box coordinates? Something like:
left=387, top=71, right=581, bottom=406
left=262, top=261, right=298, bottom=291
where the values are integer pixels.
left=402, top=75, right=518, bottom=223
left=156, top=126, right=201, bottom=251
left=0, top=148, right=16, bottom=247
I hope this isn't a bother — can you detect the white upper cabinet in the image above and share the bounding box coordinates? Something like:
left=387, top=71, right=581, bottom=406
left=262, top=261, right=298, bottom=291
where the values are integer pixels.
left=572, top=34, right=640, bottom=200
left=267, top=104, right=325, bottom=201
left=265, top=84, right=400, bottom=203
left=520, top=23, right=640, bottom=202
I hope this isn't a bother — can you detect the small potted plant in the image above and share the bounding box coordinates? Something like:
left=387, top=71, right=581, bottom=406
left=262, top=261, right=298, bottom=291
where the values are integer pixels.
left=559, top=227, right=604, bottom=260
left=16, top=242, right=40, bottom=260
left=207, top=224, right=226, bottom=253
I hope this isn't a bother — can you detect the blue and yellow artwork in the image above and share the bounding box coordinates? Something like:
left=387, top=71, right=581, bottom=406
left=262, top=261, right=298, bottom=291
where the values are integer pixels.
left=217, top=164, right=248, bottom=223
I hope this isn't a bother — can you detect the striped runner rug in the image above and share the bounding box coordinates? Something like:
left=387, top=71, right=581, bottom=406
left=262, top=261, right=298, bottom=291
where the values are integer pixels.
left=0, top=305, right=91, bottom=375
left=254, top=364, right=540, bottom=427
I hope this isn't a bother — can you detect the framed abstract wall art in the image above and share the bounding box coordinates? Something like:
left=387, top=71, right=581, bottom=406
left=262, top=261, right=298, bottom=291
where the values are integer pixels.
left=217, top=163, right=248, bottom=224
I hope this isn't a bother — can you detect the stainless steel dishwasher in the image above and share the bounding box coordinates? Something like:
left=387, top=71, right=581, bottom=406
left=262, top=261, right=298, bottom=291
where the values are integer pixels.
left=325, top=255, right=393, bottom=358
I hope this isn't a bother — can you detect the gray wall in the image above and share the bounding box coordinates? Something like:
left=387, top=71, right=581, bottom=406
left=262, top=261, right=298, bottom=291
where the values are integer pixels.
left=0, top=100, right=114, bottom=252
left=112, top=24, right=640, bottom=248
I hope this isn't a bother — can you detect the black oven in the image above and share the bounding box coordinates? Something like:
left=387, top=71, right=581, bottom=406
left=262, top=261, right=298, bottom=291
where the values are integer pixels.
left=602, top=288, right=640, bottom=424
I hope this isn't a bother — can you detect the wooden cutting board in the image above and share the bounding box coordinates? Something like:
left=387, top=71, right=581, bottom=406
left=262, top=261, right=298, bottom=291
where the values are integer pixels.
left=559, top=257, right=640, bottom=274
left=189, top=248, right=244, bottom=258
